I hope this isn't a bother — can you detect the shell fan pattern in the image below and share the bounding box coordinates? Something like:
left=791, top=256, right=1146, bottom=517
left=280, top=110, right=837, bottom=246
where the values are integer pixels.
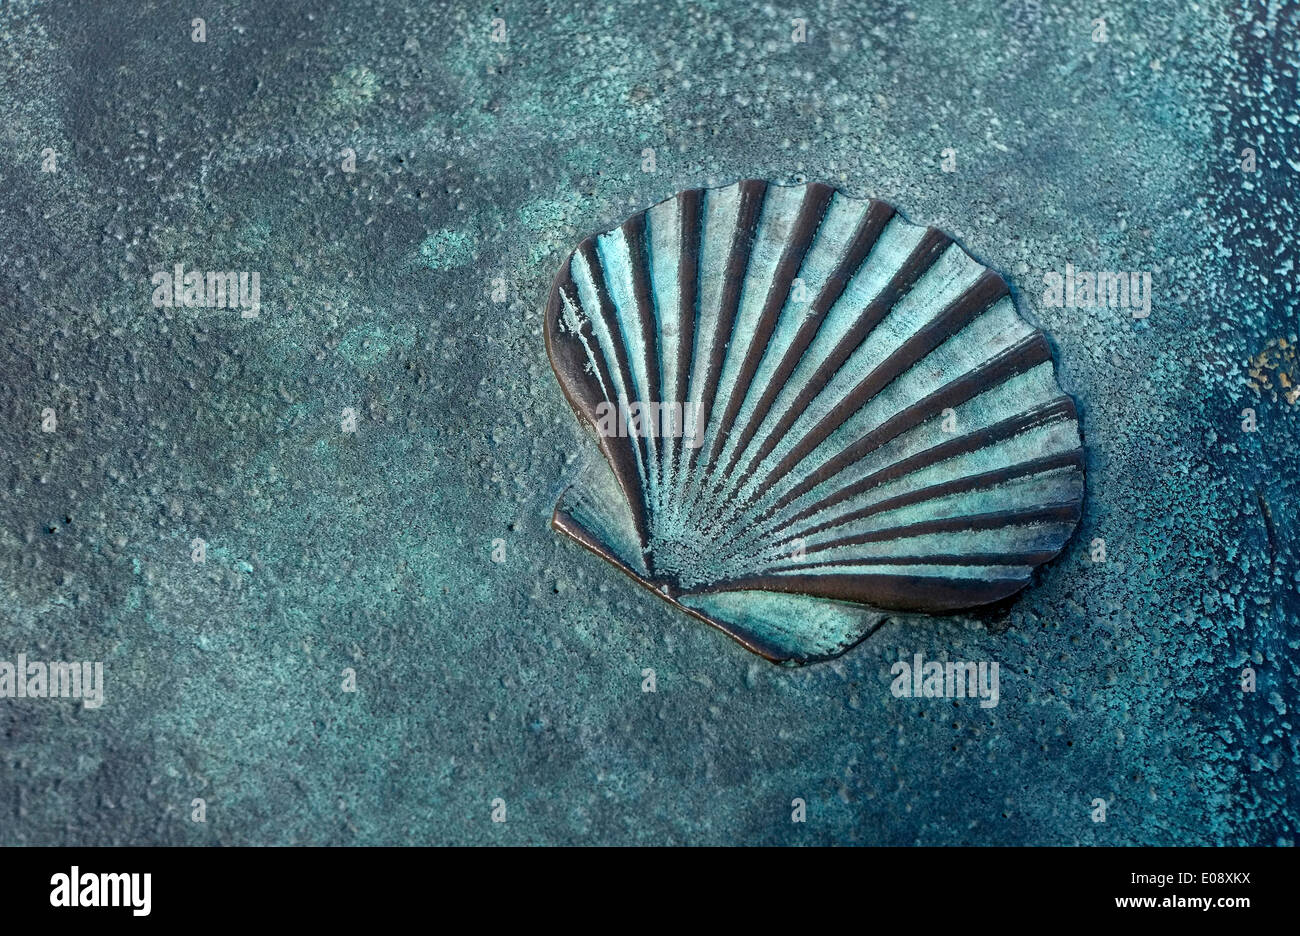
left=544, top=180, right=1085, bottom=664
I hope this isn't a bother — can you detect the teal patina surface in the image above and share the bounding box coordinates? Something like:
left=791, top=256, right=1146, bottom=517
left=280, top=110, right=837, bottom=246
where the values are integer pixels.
left=0, top=0, right=1294, bottom=844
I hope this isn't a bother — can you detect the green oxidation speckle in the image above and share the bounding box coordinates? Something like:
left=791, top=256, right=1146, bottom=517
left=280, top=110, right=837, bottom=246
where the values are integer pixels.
left=328, top=65, right=378, bottom=114
left=418, top=229, right=477, bottom=270
left=336, top=322, right=415, bottom=366
left=518, top=197, right=582, bottom=265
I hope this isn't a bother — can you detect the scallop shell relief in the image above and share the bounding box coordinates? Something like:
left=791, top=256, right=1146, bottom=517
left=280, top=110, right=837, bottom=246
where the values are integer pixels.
left=544, top=180, right=1084, bottom=664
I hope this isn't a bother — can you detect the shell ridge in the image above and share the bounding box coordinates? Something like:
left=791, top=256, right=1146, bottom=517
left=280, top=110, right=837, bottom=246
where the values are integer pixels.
left=555, top=276, right=613, bottom=408
left=743, top=481, right=1083, bottom=586
left=647, top=190, right=696, bottom=523
left=572, top=241, right=656, bottom=551
left=743, top=266, right=1009, bottom=515
left=675, top=180, right=767, bottom=520
left=593, top=228, right=659, bottom=500
left=777, top=415, right=1086, bottom=547
left=697, top=184, right=835, bottom=507
left=689, top=216, right=946, bottom=544
left=544, top=273, right=661, bottom=553
left=660, top=183, right=741, bottom=533
left=686, top=181, right=801, bottom=518
left=617, top=212, right=668, bottom=517
left=661, top=187, right=705, bottom=519
left=718, top=224, right=952, bottom=509
left=800, top=502, right=1083, bottom=559
left=790, top=471, right=1086, bottom=557
left=681, top=222, right=967, bottom=560
left=768, top=335, right=1064, bottom=519
left=686, top=568, right=1031, bottom=613
left=752, top=459, right=1085, bottom=574
left=757, top=271, right=1017, bottom=515
left=711, top=344, right=1067, bottom=562
left=712, top=249, right=997, bottom=542
left=686, top=205, right=876, bottom=541
left=659, top=182, right=746, bottom=548
left=771, top=312, right=1045, bottom=512
left=639, top=200, right=672, bottom=520
left=714, top=196, right=895, bottom=485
